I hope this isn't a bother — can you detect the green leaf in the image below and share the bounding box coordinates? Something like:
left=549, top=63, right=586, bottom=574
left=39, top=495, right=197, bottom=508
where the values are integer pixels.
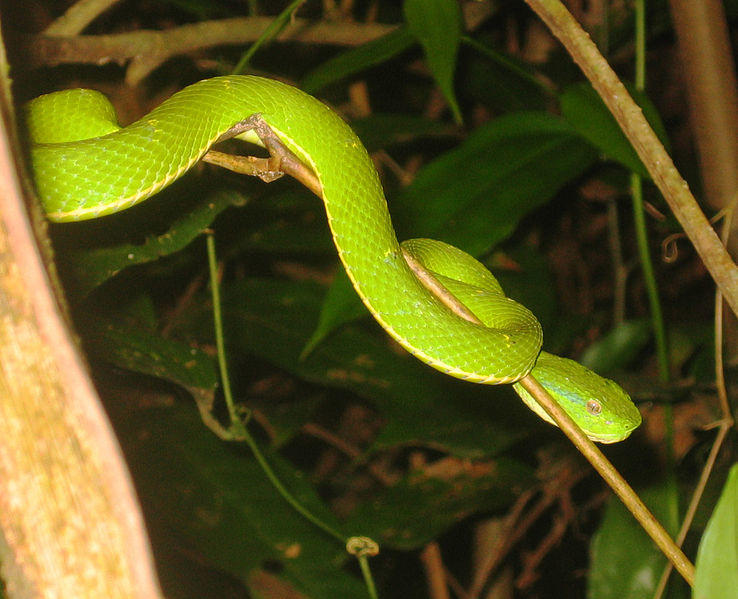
left=300, top=268, right=366, bottom=359
left=393, top=112, right=599, bottom=256
left=114, top=400, right=367, bottom=598
left=461, top=35, right=551, bottom=112
left=85, top=316, right=217, bottom=406
left=69, top=188, right=244, bottom=293
left=232, top=188, right=334, bottom=255
left=694, top=463, right=738, bottom=599
left=588, top=480, right=686, bottom=599
left=344, top=456, right=535, bottom=550
left=579, top=319, right=652, bottom=374
left=351, top=113, right=454, bottom=153
left=404, top=0, right=463, bottom=123
left=560, top=82, right=669, bottom=178
left=301, top=27, right=415, bottom=94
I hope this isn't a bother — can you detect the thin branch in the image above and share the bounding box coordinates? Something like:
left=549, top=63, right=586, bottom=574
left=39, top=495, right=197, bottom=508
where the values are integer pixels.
left=43, top=0, right=122, bottom=36
left=25, top=17, right=398, bottom=86
left=516, top=514, right=568, bottom=589
left=27, top=2, right=496, bottom=87
left=652, top=198, right=737, bottom=599
left=203, top=149, right=322, bottom=197
left=469, top=487, right=546, bottom=598
left=420, top=543, right=451, bottom=599
left=518, top=375, right=695, bottom=586
left=523, top=0, right=738, bottom=319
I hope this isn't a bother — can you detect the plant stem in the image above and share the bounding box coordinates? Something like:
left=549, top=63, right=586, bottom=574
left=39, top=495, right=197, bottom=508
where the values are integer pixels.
left=206, top=232, right=246, bottom=436
left=630, top=1, right=678, bottom=554
left=232, top=0, right=306, bottom=74
left=523, top=0, right=738, bottom=318
left=358, top=555, right=379, bottom=599
left=518, top=375, right=695, bottom=586
left=630, top=0, right=669, bottom=384
left=240, top=430, right=346, bottom=543
left=206, top=231, right=380, bottom=597
left=630, top=174, right=670, bottom=381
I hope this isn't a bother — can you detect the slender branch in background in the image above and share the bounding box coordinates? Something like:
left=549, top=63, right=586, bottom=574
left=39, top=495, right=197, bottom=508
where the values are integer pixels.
left=420, top=543, right=451, bottom=599
left=590, top=2, right=628, bottom=326
left=25, top=2, right=495, bottom=86
left=43, top=0, right=122, bottom=35
left=667, top=0, right=738, bottom=213
left=629, top=0, right=678, bottom=550
left=628, top=6, right=679, bottom=596
left=26, top=18, right=398, bottom=86
left=523, top=0, right=738, bottom=318
left=653, top=1, right=738, bottom=594
left=630, top=0, right=669, bottom=383
left=653, top=199, right=737, bottom=599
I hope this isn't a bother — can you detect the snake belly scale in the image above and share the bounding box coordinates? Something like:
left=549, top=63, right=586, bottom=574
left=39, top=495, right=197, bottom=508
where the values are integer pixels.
left=27, top=75, right=641, bottom=443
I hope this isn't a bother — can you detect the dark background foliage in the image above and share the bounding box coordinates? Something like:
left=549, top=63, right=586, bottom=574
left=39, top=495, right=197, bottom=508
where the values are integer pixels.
left=4, top=1, right=737, bottom=597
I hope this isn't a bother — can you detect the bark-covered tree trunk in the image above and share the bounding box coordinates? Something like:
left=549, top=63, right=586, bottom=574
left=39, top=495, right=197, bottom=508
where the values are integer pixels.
left=0, top=24, right=161, bottom=599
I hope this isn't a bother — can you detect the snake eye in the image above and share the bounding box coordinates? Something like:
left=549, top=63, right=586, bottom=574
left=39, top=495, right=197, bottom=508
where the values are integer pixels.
left=586, top=400, right=602, bottom=416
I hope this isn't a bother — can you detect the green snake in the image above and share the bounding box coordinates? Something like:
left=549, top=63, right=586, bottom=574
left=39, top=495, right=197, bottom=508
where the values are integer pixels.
left=26, top=75, right=641, bottom=443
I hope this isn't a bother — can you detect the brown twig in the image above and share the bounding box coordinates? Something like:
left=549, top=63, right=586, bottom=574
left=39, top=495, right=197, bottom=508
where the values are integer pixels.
left=468, top=465, right=585, bottom=598
left=468, top=489, right=536, bottom=598
left=26, top=1, right=497, bottom=87
left=43, top=0, right=122, bottom=35
left=523, top=0, right=738, bottom=319
left=420, top=542, right=451, bottom=599
left=301, top=422, right=395, bottom=487
left=25, top=18, right=398, bottom=86
left=516, top=514, right=568, bottom=589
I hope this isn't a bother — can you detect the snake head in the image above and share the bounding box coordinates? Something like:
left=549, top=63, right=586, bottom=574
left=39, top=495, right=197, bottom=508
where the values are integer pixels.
left=514, top=352, right=642, bottom=443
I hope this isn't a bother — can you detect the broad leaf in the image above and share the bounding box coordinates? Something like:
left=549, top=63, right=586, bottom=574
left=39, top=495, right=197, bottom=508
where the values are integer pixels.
left=588, top=480, right=686, bottom=599
left=392, top=111, right=599, bottom=256
left=302, top=27, right=415, bottom=93
left=461, top=35, right=551, bottom=112
left=68, top=188, right=244, bottom=293
left=85, top=316, right=217, bottom=408
left=300, top=268, right=366, bottom=359
left=404, top=0, right=463, bottom=123
left=694, top=463, right=738, bottom=599
left=560, top=83, right=669, bottom=178
left=580, top=319, right=652, bottom=374
left=113, top=400, right=367, bottom=598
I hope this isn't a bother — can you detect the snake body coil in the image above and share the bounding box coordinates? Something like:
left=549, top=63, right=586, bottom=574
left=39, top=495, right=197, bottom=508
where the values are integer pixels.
left=27, top=75, right=641, bottom=442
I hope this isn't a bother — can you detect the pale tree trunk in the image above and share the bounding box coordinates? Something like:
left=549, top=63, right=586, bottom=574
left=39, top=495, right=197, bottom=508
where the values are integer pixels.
left=0, top=23, right=162, bottom=599
left=668, top=0, right=738, bottom=365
